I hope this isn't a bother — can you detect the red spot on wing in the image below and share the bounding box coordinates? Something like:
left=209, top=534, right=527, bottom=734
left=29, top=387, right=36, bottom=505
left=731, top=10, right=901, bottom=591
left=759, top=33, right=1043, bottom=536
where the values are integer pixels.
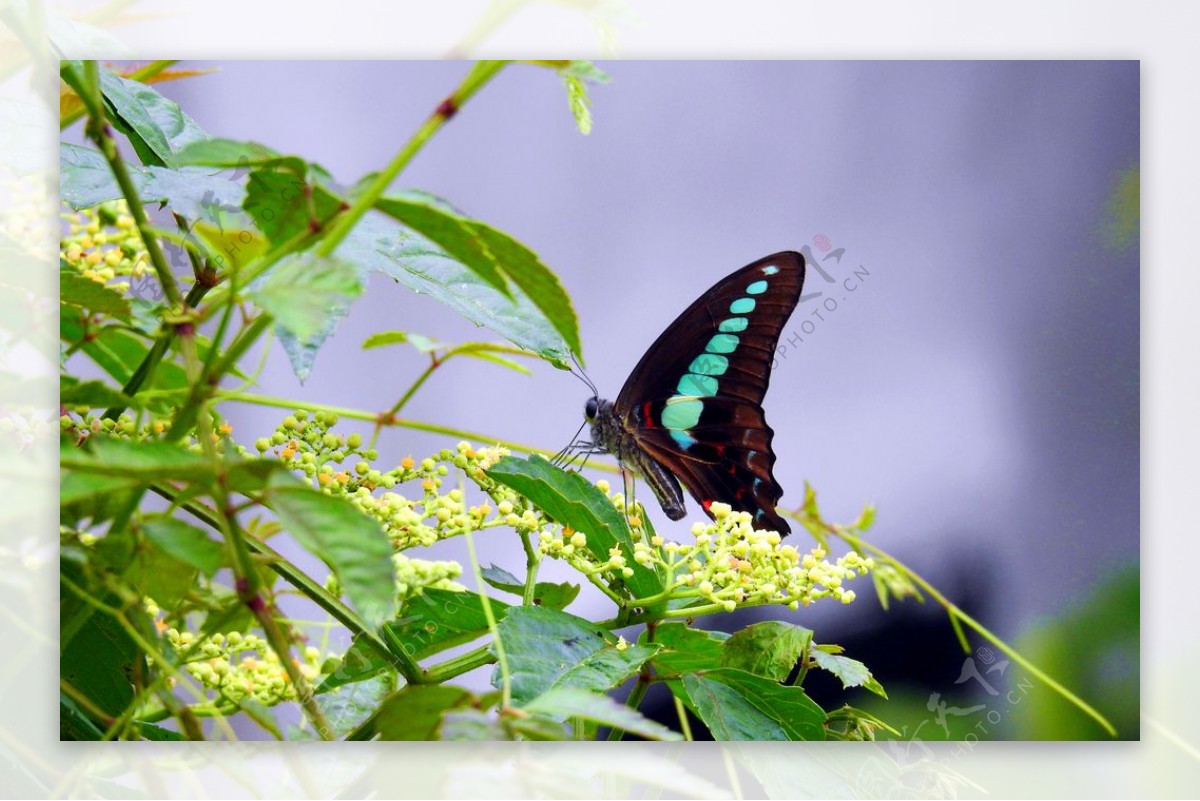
left=642, top=401, right=657, bottom=428
left=702, top=499, right=713, bottom=513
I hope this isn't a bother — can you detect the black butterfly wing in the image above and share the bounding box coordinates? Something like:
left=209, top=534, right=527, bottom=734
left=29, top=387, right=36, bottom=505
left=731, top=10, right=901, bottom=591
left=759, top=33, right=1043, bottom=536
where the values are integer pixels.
left=613, top=251, right=805, bottom=534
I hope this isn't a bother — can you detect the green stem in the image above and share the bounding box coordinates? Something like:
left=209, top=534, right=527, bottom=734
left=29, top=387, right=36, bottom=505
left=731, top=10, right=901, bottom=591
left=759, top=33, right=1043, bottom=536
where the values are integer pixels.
left=519, top=531, right=541, bottom=606
left=465, top=529, right=510, bottom=708
left=420, top=644, right=495, bottom=684
left=156, top=487, right=398, bottom=675
left=834, top=527, right=1117, bottom=738
left=73, top=61, right=182, bottom=309
left=102, top=273, right=214, bottom=420
left=315, top=61, right=510, bottom=259
left=214, top=390, right=616, bottom=469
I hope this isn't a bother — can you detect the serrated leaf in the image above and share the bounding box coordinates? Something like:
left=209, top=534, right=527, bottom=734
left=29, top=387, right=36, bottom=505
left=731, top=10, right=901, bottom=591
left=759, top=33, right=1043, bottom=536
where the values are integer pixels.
left=59, top=142, right=247, bottom=223
left=247, top=253, right=363, bottom=343
left=97, top=66, right=209, bottom=167
left=60, top=269, right=131, bottom=318
left=276, top=305, right=351, bottom=382
left=645, top=622, right=729, bottom=677
left=347, top=211, right=571, bottom=368
left=679, top=668, right=826, bottom=741
left=523, top=687, right=682, bottom=741
left=721, top=620, right=812, bottom=682
left=265, top=475, right=396, bottom=627
left=486, top=455, right=663, bottom=603
left=493, top=606, right=659, bottom=705
left=809, top=645, right=887, bottom=698
left=141, top=516, right=226, bottom=578
left=374, top=191, right=581, bottom=360
left=372, top=685, right=475, bottom=741
left=481, top=564, right=580, bottom=610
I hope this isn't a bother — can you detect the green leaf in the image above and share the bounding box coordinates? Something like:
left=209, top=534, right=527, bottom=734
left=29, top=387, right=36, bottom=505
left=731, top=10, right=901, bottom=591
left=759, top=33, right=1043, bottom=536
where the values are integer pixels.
left=361, top=330, right=415, bottom=350
left=721, top=620, right=812, bottom=682
left=60, top=573, right=138, bottom=719
left=487, top=455, right=663, bottom=603
left=645, top=622, right=728, bottom=677
left=60, top=269, right=131, bottom=318
left=60, top=142, right=149, bottom=209
left=59, top=378, right=134, bottom=410
left=61, top=434, right=213, bottom=482
left=388, top=588, right=509, bottom=658
left=173, top=137, right=307, bottom=175
left=346, top=211, right=571, bottom=368
left=243, top=168, right=345, bottom=246
left=810, top=646, right=888, bottom=699
left=481, top=564, right=581, bottom=610
left=265, top=476, right=396, bottom=628
left=141, top=516, right=226, bottom=578
left=98, top=67, right=209, bottom=167
left=247, top=252, right=363, bottom=343
left=319, top=588, right=511, bottom=693
left=522, top=687, right=682, bottom=741
left=440, top=708, right=511, bottom=741
left=372, top=685, right=474, bottom=741
left=74, top=325, right=188, bottom=394
left=60, top=470, right=139, bottom=509
left=374, top=191, right=581, bottom=361
left=316, top=674, right=392, bottom=739
left=680, top=669, right=826, bottom=741
left=59, top=142, right=246, bottom=223
left=493, top=606, right=659, bottom=705
left=134, top=722, right=186, bottom=741
left=127, top=538, right=199, bottom=608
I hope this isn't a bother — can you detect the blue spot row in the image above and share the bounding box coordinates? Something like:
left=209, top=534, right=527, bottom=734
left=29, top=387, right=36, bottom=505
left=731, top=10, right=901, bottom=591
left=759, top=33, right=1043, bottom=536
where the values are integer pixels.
left=661, top=268, right=776, bottom=449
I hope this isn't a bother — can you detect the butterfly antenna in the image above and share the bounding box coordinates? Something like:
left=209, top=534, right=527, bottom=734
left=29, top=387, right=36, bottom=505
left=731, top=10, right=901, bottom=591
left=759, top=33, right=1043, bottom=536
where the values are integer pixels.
left=569, top=352, right=599, bottom=399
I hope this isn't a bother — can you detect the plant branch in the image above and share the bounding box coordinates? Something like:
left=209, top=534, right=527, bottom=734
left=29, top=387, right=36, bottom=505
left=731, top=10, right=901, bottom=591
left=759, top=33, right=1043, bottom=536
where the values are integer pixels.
left=315, top=60, right=509, bottom=259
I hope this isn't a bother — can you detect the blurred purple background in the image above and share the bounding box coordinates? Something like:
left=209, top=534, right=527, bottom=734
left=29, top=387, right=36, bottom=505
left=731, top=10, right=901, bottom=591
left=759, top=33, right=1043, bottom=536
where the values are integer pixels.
left=147, top=61, right=1137, bottom=716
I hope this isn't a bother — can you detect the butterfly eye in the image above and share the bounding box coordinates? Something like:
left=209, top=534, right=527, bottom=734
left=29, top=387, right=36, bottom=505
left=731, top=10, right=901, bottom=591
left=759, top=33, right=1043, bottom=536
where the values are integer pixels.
left=584, top=397, right=599, bottom=420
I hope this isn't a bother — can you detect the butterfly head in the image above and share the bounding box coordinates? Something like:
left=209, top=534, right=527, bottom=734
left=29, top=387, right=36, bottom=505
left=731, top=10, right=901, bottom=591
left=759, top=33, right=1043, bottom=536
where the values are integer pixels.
left=584, top=395, right=600, bottom=422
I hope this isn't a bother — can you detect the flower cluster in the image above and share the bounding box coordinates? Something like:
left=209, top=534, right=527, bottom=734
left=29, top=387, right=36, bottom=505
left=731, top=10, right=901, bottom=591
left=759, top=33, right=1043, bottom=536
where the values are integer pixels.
left=259, top=411, right=545, bottom=553
left=394, top=552, right=465, bottom=600
left=658, top=502, right=874, bottom=610
left=60, top=201, right=153, bottom=294
left=60, top=409, right=244, bottom=456
left=162, top=625, right=335, bottom=707
left=537, top=482, right=874, bottom=613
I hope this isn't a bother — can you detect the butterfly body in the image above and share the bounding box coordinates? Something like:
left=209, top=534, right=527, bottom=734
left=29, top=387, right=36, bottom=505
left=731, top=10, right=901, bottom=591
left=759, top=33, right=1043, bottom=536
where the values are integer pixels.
left=583, top=251, right=806, bottom=536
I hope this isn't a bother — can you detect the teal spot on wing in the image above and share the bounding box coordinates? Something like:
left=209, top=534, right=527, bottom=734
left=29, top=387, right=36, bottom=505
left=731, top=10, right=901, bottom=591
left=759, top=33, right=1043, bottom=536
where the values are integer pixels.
left=677, top=372, right=718, bottom=397
left=762, top=265, right=779, bottom=276
left=661, top=398, right=703, bottom=430
left=689, top=353, right=729, bottom=376
left=746, top=279, right=768, bottom=295
left=671, top=430, right=697, bottom=449
left=729, top=297, right=756, bottom=314
left=706, top=333, right=739, bottom=354
left=719, top=317, right=748, bottom=333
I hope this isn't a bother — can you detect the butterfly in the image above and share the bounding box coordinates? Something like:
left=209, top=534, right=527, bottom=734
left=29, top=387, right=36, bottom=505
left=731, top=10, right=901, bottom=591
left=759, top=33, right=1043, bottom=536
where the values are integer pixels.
left=566, top=251, right=806, bottom=536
